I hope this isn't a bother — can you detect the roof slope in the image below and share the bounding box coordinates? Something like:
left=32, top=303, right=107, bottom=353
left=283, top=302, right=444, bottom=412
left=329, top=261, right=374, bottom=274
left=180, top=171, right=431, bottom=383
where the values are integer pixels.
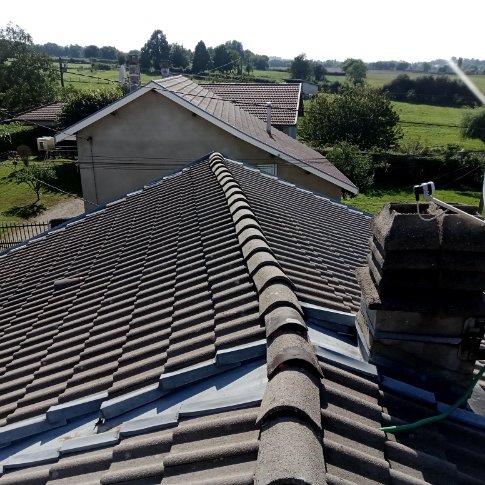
left=0, top=155, right=483, bottom=484
left=54, top=75, right=357, bottom=194
left=201, top=82, right=301, bottom=126
left=15, top=103, right=64, bottom=123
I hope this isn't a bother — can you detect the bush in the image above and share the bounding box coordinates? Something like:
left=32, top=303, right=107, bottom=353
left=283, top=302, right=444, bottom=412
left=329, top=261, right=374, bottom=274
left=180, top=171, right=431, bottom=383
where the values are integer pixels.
left=325, top=142, right=375, bottom=191
left=57, top=87, right=123, bottom=128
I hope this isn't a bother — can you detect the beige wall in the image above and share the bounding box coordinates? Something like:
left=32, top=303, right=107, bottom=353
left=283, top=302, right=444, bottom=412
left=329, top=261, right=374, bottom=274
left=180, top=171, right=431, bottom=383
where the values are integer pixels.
left=77, top=91, right=341, bottom=210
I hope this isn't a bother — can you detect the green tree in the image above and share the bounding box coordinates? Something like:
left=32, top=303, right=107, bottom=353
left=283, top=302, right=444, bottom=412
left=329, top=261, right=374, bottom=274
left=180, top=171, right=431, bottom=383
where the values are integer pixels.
left=300, top=85, right=401, bottom=150
left=313, top=64, right=326, bottom=81
left=169, top=43, right=190, bottom=69
left=0, top=23, right=59, bottom=114
left=342, top=58, right=367, bottom=84
left=57, top=87, right=123, bottom=128
left=290, top=54, right=311, bottom=80
left=9, top=163, right=57, bottom=203
left=213, top=44, right=234, bottom=72
left=99, top=46, right=117, bottom=60
left=192, top=40, right=211, bottom=73
left=84, top=45, right=100, bottom=58
left=326, top=141, right=375, bottom=191
left=140, top=30, right=170, bottom=70
left=461, top=108, right=485, bottom=145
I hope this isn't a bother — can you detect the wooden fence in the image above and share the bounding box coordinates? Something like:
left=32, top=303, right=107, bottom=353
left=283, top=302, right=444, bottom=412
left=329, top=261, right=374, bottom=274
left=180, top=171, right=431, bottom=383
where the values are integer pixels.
left=0, top=222, right=49, bottom=251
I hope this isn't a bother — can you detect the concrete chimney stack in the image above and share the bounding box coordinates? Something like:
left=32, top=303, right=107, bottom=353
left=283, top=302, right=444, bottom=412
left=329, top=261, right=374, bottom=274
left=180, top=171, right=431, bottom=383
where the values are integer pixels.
left=356, top=203, right=485, bottom=397
left=266, top=102, right=272, bottom=135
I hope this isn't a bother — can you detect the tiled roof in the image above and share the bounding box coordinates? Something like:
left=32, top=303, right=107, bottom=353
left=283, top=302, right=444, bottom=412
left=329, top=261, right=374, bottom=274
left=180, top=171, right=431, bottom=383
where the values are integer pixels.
left=201, top=82, right=301, bottom=126
left=0, top=154, right=483, bottom=484
left=15, top=103, right=64, bottom=123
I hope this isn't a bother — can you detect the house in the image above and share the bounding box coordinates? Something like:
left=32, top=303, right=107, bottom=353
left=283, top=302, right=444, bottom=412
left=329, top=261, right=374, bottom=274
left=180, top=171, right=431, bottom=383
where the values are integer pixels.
left=286, top=79, right=319, bottom=97
left=54, top=75, right=356, bottom=211
left=0, top=153, right=483, bottom=484
left=15, top=102, right=64, bottom=128
left=201, top=82, right=303, bottom=138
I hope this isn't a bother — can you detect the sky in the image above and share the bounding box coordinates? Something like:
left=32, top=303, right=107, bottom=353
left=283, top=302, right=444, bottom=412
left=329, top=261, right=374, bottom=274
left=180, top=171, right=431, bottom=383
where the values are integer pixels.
left=4, top=0, right=485, bottom=62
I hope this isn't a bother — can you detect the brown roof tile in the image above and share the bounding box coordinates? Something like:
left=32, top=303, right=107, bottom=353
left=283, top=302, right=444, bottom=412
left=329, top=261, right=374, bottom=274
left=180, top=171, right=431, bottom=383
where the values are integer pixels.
left=202, top=82, right=301, bottom=126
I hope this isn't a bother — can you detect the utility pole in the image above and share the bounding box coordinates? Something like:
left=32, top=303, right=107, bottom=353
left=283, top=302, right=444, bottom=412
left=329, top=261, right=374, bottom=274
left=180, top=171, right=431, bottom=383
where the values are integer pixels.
left=58, top=57, right=64, bottom=88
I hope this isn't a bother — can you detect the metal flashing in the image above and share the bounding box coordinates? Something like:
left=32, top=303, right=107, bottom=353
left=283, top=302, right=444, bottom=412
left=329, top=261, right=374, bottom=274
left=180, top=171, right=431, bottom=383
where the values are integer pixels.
left=437, top=402, right=485, bottom=429
left=381, top=376, right=436, bottom=405
left=314, top=345, right=378, bottom=378
left=301, top=302, right=355, bottom=329
left=59, top=430, right=119, bottom=454
left=126, top=189, right=143, bottom=197
left=46, top=391, right=108, bottom=423
left=3, top=448, right=59, bottom=470
left=0, top=415, right=66, bottom=447
left=215, top=340, right=266, bottom=366
left=307, top=323, right=362, bottom=360
left=159, top=359, right=240, bottom=391
left=100, top=383, right=165, bottom=421
left=119, top=411, right=179, bottom=437
left=106, top=197, right=126, bottom=207
left=179, top=386, right=263, bottom=418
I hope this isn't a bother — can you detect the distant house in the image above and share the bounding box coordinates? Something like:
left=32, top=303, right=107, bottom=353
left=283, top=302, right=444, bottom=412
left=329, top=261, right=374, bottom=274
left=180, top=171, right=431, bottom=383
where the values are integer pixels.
left=55, top=75, right=357, bottom=210
left=15, top=102, right=64, bottom=128
left=202, top=82, right=303, bottom=138
left=286, top=79, right=318, bottom=97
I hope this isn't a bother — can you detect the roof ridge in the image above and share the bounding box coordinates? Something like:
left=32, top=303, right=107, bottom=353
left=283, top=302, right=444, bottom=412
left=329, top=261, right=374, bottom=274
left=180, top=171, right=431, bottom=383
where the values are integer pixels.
left=208, top=152, right=326, bottom=484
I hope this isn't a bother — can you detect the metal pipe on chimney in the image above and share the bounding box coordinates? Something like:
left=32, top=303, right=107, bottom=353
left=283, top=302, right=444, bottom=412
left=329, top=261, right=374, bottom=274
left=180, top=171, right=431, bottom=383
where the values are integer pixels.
left=266, top=102, right=272, bottom=135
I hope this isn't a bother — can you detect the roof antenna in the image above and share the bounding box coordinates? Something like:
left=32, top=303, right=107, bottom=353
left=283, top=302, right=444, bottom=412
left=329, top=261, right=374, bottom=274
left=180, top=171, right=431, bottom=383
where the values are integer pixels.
left=414, top=181, right=485, bottom=226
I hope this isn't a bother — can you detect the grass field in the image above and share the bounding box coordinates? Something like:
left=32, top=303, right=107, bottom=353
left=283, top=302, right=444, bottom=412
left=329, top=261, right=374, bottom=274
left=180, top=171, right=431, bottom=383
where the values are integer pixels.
left=394, top=101, right=484, bottom=150
left=344, top=188, right=482, bottom=214
left=0, top=161, right=81, bottom=224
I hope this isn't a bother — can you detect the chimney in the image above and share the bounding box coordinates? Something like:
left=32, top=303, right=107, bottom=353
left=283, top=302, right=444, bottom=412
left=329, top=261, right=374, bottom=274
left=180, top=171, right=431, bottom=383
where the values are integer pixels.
left=128, top=55, right=140, bottom=92
left=266, top=102, right=272, bottom=135
left=356, top=203, right=485, bottom=398
left=160, top=60, right=170, bottom=78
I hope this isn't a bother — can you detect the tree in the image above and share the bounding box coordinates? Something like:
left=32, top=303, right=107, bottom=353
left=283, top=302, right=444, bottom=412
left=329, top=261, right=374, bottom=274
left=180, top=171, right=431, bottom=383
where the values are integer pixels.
left=290, top=54, right=311, bottom=80
left=0, top=23, right=59, bottom=114
left=9, top=163, right=57, bottom=203
left=192, top=40, right=211, bottom=73
left=300, top=85, right=401, bottom=150
left=57, top=87, right=123, bottom=128
left=99, top=46, right=118, bottom=60
left=140, top=30, right=170, bottom=70
left=326, top=141, right=374, bottom=191
left=461, top=108, right=485, bottom=145
left=169, top=43, right=190, bottom=69
left=84, top=45, right=100, bottom=58
left=342, top=58, right=367, bottom=84
left=313, top=64, right=326, bottom=81
left=213, top=44, right=233, bottom=72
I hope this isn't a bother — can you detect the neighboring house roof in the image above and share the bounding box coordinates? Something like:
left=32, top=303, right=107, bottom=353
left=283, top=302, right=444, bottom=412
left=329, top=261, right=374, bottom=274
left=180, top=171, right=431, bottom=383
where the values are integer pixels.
left=200, top=82, right=301, bottom=126
left=15, top=102, right=64, bottom=124
left=54, top=75, right=358, bottom=194
left=0, top=154, right=484, bottom=484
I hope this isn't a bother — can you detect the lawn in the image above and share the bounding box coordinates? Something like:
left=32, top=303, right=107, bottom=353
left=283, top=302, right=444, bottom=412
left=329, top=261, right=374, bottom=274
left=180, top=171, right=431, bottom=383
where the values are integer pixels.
left=344, top=187, right=481, bottom=215
left=251, top=69, right=290, bottom=82
left=394, top=101, right=485, bottom=150
left=0, top=160, right=81, bottom=224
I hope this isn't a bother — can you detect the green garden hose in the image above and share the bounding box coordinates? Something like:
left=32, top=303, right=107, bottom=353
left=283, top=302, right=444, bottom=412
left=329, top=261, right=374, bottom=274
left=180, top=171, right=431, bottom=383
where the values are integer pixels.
left=380, top=365, right=485, bottom=434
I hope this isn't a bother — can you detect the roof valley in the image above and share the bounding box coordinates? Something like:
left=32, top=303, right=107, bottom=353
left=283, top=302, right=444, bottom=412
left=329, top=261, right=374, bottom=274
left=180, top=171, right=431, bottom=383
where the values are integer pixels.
left=208, top=152, right=326, bottom=484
